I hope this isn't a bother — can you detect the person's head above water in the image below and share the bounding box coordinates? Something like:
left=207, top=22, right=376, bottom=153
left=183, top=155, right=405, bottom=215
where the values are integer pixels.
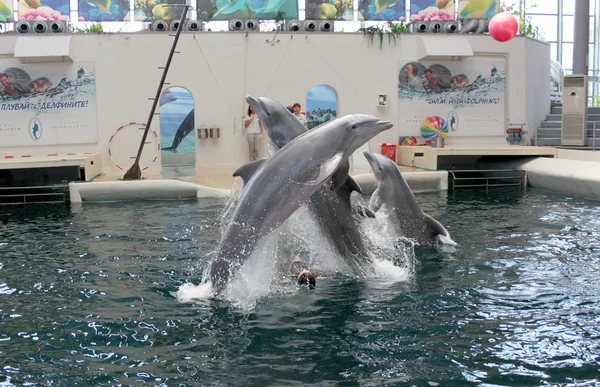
left=297, top=269, right=316, bottom=289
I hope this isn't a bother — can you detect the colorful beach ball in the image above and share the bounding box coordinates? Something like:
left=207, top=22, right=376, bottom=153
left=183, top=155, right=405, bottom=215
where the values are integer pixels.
left=420, top=116, right=448, bottom=139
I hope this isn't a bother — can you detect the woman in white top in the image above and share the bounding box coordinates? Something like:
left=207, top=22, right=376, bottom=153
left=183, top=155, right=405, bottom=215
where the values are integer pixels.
left=292, top=103, right=308, bottom=129
left=243, top=105, right=263, bottom=161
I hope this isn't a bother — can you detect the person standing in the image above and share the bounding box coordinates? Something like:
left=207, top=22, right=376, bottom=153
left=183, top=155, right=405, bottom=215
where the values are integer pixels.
left=292, top=103, right=308, bottom=129
left=244, top=105, right=263, bottom=161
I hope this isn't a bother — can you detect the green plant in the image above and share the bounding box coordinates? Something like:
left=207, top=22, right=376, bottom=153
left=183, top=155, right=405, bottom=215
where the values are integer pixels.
left=76, top=23, right=103, bottom=33
left=198, top=5, right=218, bottom=22
left=500, top=1, right=544, bottom=41
left=358, top=20, right=412, bottom=49
left=592, top=91, right=600, bottom=107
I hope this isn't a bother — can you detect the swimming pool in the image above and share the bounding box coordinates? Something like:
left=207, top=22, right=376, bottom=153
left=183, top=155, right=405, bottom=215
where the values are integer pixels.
left=0, top=188, right=599, bottom=386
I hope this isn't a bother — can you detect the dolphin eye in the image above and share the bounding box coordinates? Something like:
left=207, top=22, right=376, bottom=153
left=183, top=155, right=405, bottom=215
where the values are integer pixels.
left=379, top=167, right=383, bottom=171
left=351, top=125, right=357, bottom=129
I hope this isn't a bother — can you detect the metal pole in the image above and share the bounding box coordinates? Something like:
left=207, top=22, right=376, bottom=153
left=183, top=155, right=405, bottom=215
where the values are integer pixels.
left=594, top=121, right=597, bottom=151
left=123, top=5, right=191, bottom=180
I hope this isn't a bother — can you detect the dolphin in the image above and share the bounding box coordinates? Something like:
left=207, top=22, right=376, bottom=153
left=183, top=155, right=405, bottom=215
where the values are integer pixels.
left=162, top=109, right=194, bottom=153
left=241, top=96, right=376, bottom=273
left=364, top=151, right=450, bottom=248
left=209, top=115, right=393, bottom=292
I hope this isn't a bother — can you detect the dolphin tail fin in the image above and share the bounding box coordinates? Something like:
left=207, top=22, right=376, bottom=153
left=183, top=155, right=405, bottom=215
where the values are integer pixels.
left=343, top=175, right=362, bottom=195
left=423, top=213, right=449, bottom=238
left=232, top=158, right=267, bottom=187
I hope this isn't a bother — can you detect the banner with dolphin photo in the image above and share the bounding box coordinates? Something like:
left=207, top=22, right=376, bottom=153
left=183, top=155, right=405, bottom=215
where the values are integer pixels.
left=358, top=0, right=404, bottom=21
left=458, top=0, right=499, bottom=19
left=0, top=60, right=98, bottom=148
left=78, top=0, right=130, bottom=21
left=0, top=0, right=13, bottom=22
left=397, top=57, right=505, bottom=139
left=305, top=0, right=352, bottom=21
left=17, top=0, right=70, bottom=20
left=410, top=0, right=454, bottom=21
left=196, top=0, right=298, bottom=21
left=159, top=87, right=196, bottom=165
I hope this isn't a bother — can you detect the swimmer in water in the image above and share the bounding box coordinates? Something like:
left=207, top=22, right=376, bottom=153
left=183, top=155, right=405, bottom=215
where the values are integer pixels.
left=297, top=269, right=316, bottom=289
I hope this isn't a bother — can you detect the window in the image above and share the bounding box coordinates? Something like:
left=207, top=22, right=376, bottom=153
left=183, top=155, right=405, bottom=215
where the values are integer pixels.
left=562, top=15, right=574, bottom=42
left=527, top=14, right=558, bottom=42
left=526, top=0, right=558, bottom=14
left=562, top=42, right=573, bottom=69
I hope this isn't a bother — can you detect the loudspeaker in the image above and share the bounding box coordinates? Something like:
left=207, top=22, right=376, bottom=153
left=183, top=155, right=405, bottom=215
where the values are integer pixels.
left=229, top=19, right=244, bottom=31
left=443, top=22, right=458, bottom=33
left=286, top=20, right=300, bottom=32
left=428, top=22, right=442, bottom=33
left=49, top=20, right=67, bottom=33
left=185, top=20, right=204, bottom=31
left=245, top=19, right=259, bottom=31
left=152, top=20, right=168, bottom=32
left=318, top=20, right=334, bottom=32
left=302, top=20, right=317, bottom=31
left=414, top=22, right=428, bottom=33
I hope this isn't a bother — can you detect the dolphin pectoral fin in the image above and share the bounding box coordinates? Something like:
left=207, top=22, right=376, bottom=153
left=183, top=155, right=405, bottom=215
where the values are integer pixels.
left=267, top=140, right=280, bottom=157
left=369, top=189, right=383, bottom=212
left=343, top=175, right=363, bottom=195
left=423, top=213, right=449, bottom=238
left=232, top=158, right=267, bottom=186
left=314, top=153, right=344, bottom=186
left=331, top=160, right=350, bottom=190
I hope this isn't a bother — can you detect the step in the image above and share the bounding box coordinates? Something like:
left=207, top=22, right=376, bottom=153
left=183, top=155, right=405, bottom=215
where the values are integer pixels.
left=532, top=137, right=600, bottom=147
left=551, top=106, right=600, bottom=115
left=545, top=114, right=600, bottom=122
left=536, top=128, right=599, bottom=136
left=539, top=121, right=600, bottom=129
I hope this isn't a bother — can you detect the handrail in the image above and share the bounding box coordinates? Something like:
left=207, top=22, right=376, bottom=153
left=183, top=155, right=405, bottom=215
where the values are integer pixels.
left=449, top=169, right=526, bottom=192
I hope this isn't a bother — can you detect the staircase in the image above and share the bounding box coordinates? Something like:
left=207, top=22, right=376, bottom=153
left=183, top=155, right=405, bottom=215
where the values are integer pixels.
left=534, top=106, right=600, bottom=150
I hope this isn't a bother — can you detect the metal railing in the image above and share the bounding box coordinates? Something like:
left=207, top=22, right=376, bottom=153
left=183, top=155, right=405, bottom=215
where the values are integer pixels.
left=0, top=183, right=69, bottom=205
left=449, top=169, right=527, bottom=192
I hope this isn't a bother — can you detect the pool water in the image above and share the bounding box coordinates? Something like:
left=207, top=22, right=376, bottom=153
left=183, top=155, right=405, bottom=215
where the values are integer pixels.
left=0, top=188, right=599, bottom=386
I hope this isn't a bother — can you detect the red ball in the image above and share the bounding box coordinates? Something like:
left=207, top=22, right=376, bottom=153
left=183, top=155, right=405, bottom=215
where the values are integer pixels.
left=488, top=12, right=518, bottom=42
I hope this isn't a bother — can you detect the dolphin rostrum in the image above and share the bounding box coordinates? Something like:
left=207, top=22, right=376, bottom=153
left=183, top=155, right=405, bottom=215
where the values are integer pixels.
left=241, top=96, right=376, bottom=273
left=209, top=115, right=393, bottom=292
left=364, top=151, right=450, bottom=248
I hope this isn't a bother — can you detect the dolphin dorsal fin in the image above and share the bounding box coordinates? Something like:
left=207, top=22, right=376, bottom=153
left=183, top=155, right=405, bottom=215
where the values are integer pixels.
left=232, top=158, right=266, bottom=187
left=343, top=176, right=362, bottom=195
left=423, top=214, right=449, bottom=238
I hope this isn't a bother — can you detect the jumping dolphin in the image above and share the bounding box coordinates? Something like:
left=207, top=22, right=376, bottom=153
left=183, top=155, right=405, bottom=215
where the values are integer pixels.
left=162, top=109, right=194, bottom=153
left=364, top=151, right=450, bottom=248
left=242, top=96, right=376, bottom=273
left=209, top=115, right=393, bottom=292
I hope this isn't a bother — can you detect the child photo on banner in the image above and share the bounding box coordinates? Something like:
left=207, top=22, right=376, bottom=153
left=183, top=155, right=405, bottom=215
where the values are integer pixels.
left=18, top=0, right=70, bottom=20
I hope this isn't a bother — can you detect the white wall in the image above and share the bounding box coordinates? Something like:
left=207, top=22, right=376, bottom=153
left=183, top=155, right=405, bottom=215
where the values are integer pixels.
left=0, top=32, right=550, bottom=174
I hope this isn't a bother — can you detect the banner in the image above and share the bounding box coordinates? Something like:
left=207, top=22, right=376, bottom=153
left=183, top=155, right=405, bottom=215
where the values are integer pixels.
left=0, top=60, right=98, bottom=147
left=306, top=85, right=337, bottom=130
left=0, top=0, right=12, bottom=22
left=410, top=0, right=454, bottom=21
left=134, top=0, right=188, bottom=21
left=306, top=0, right=352, bottom=21
left=196, top=0, right=298, bottom=21
left=78, top=0, right=130, bottom=21
left=358, top=0, right=404, bottom=21
left=397, top=57, right=505, bottom=138
left=159, top=87, right=195, bottom=161
left=18, top=0, right=70, bottom=20
left=458, top=0, right=499, bottom=19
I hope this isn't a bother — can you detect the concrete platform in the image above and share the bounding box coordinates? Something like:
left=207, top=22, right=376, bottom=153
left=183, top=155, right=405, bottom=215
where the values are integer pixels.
left=398, top=145, right=557, bottom=170
left=69, top=163, right=447, bottom=203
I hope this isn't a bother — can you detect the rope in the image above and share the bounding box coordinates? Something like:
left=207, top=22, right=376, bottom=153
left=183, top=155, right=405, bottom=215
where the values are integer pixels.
left=305, top=38, right=376, bottom=115
left=192, top=34, right=235, bottom=116
left=263, top=35, right=293, bottom=96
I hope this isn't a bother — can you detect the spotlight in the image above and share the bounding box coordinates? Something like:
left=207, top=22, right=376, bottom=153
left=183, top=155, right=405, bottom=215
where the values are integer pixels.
left=245, top=19, right=259, bottom=31
left=229, top=19, right=244, bottom=31
left=15, top=21, right=31, bottom=33
left=33, top=21, right=47, bottom=33
left=318, top=20, right=333, bottom=32
left=444, top=22, right=458, bottom=33
left=153, top=20, right=168, bottom=32
left=170, top=20, right=181, bottom=31
left=428, top=22, right=442, bottom=33
left=414, top=22, right=427, bottom=33
left=49, top=21, right=66, bottom=33
left=303, top=20, right=316, bottom=31
left=286, top=20, right=300, bottom=31
left=185, top=20, right=203, bottom=31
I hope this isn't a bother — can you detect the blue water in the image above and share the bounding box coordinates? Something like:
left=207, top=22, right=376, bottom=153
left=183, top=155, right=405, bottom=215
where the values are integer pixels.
left=0, top=188, right=600, bottom=385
